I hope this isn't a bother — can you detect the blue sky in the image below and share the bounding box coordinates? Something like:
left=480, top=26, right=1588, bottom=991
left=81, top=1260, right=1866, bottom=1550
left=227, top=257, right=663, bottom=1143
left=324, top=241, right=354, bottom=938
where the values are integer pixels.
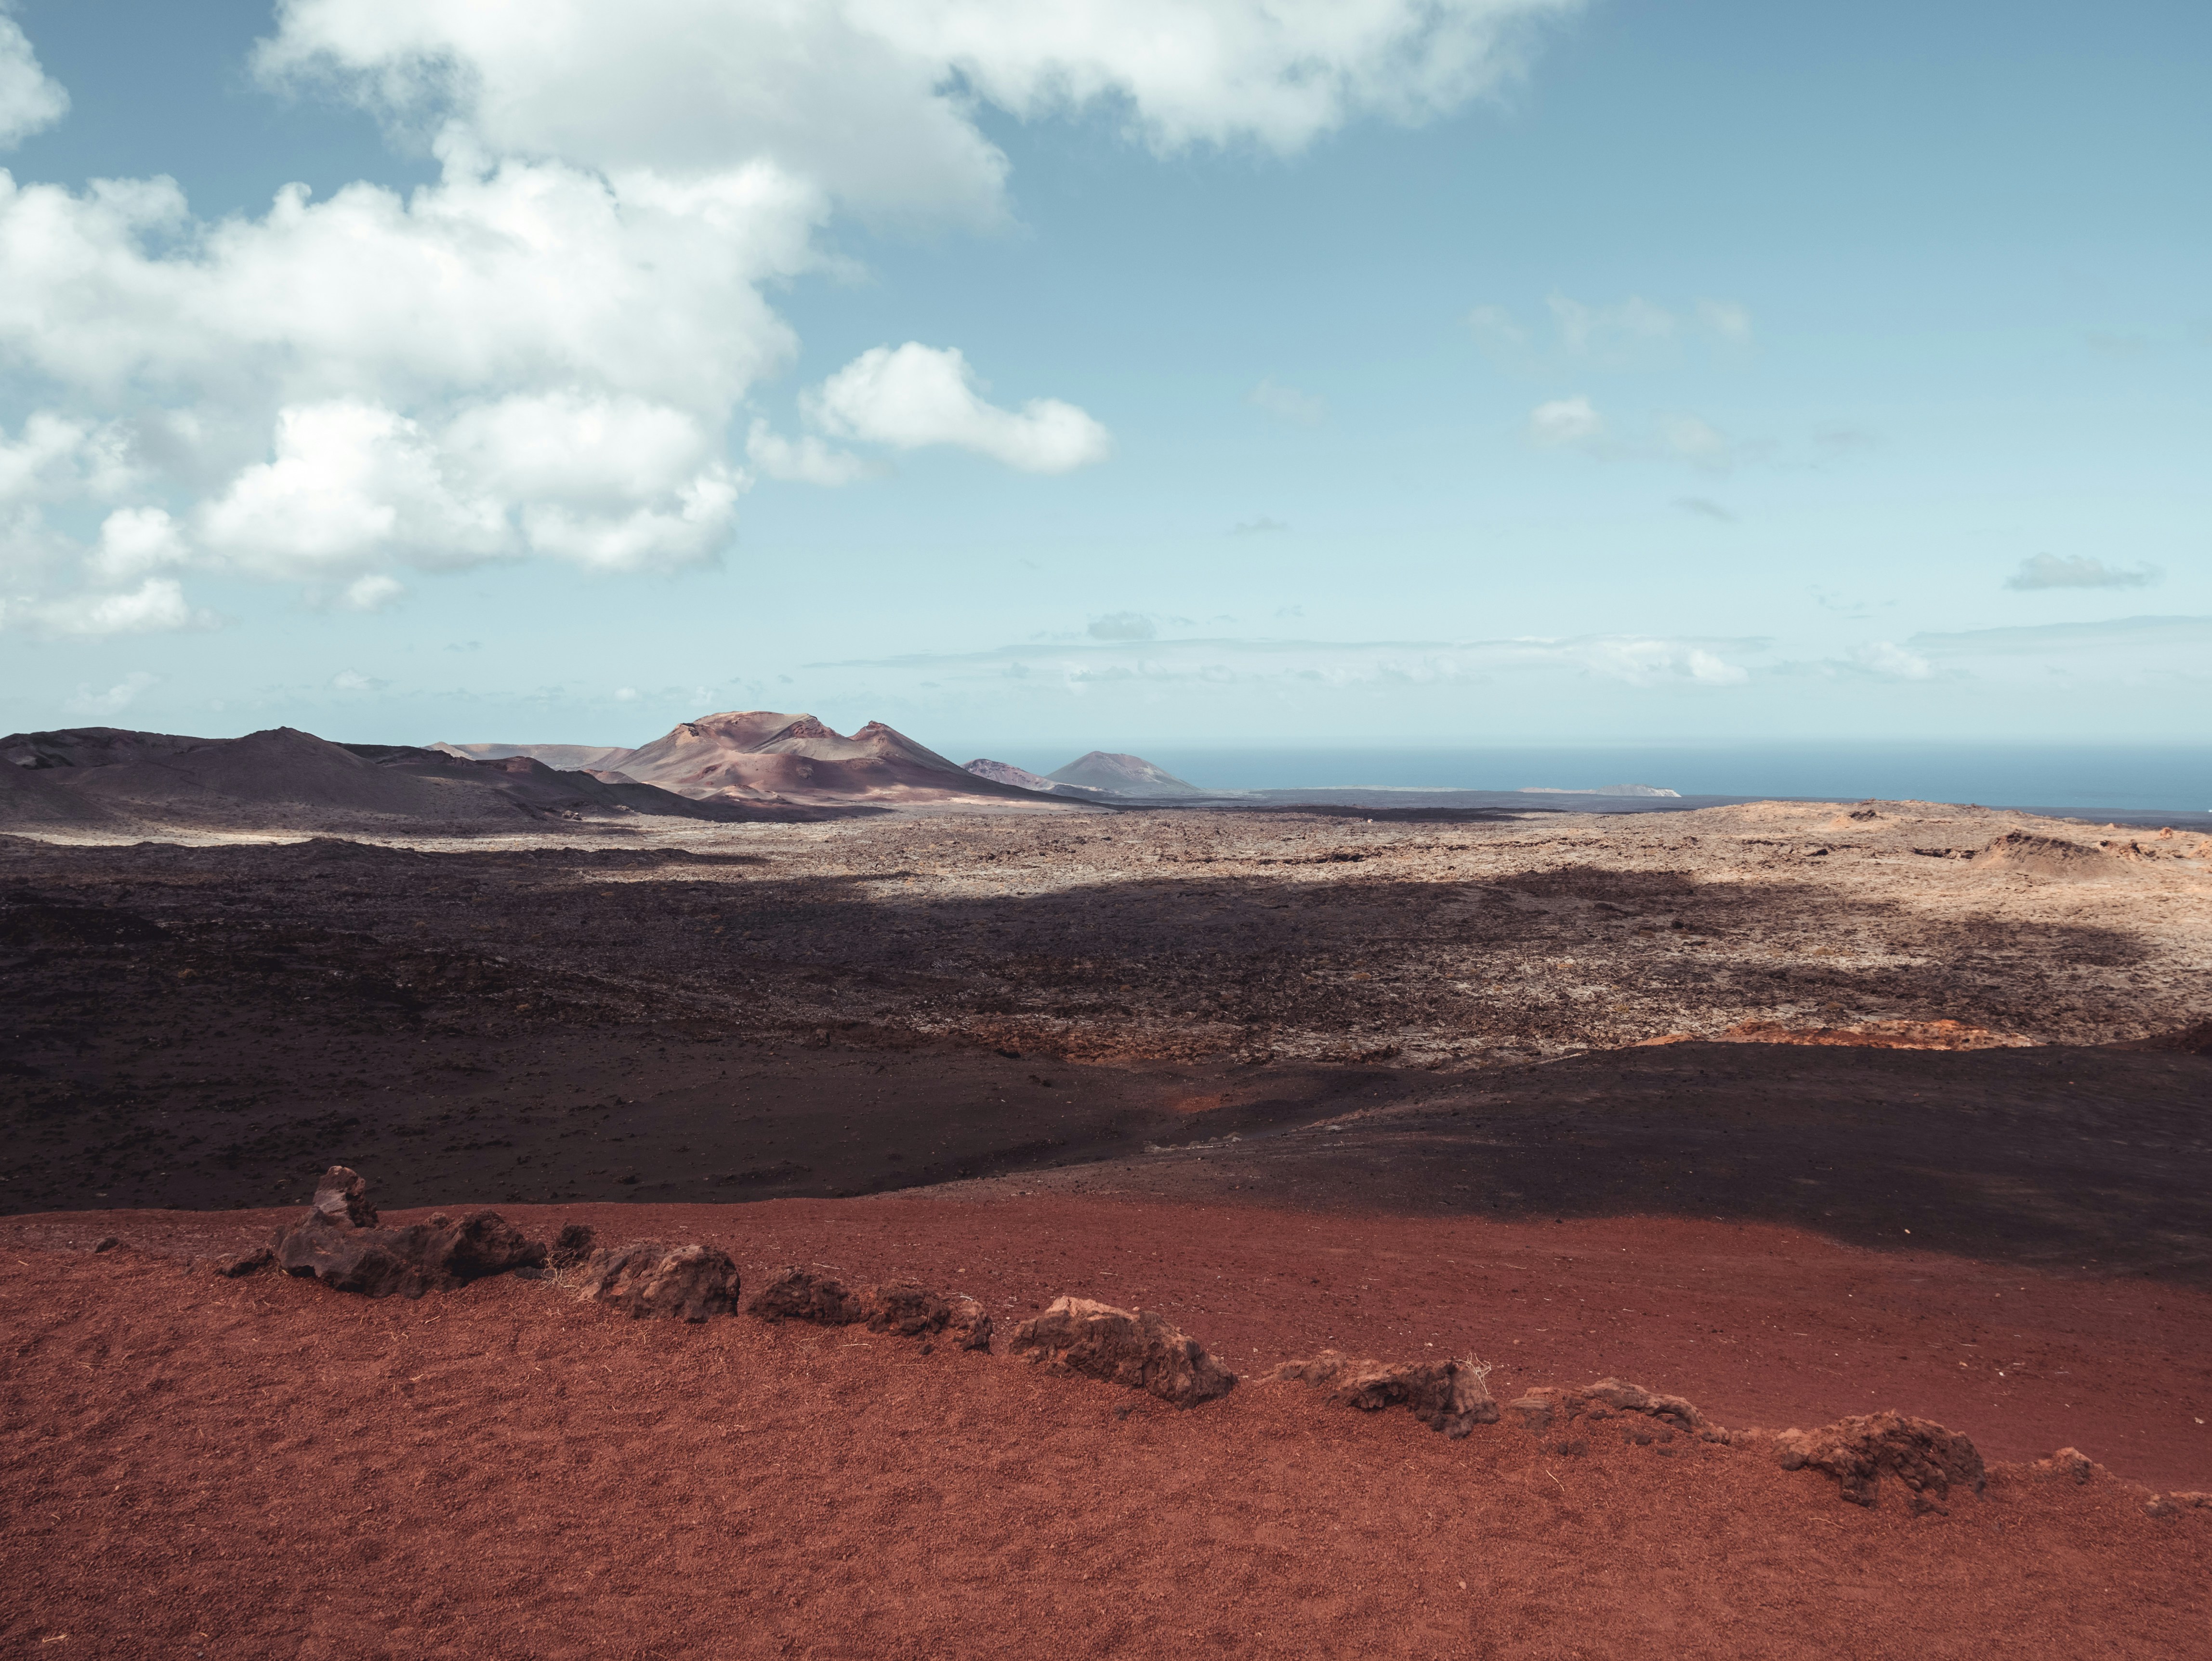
left=0, top=0, right=2205, bottom=759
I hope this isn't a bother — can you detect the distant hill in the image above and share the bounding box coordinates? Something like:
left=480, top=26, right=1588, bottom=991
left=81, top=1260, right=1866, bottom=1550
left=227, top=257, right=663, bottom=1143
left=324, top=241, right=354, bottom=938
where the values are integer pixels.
left=1518, top=784, right=1681, bottom=798
left=1, top=725, right=213, bottom=772
left=0, top=725, right=776, bottom=833
left=963, top=758, right=1111, bottom=799
left=431, top=741, right=637, bottom=772
left=1046, top=751, right=1203, bottom=797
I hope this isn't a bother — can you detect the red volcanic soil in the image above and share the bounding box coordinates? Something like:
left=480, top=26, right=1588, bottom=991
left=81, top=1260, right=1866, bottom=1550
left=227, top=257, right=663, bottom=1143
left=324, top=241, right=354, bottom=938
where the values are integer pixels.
left=6, top=1200, right=2208, bottom=1658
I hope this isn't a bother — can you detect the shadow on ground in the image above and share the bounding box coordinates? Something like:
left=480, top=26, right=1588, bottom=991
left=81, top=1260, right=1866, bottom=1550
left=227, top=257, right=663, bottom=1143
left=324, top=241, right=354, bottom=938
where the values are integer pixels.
left=1115, top=1040, right=2212, bottom=1284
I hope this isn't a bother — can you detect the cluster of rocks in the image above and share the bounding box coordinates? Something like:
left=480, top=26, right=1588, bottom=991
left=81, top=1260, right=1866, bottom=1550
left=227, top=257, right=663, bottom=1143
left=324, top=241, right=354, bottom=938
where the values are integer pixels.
left=224, top=1168, right=2212, bottom=1523
left=1273, top=1349, right=1496, bottom=1437
left=230, top=1165, right=545, bottom=1297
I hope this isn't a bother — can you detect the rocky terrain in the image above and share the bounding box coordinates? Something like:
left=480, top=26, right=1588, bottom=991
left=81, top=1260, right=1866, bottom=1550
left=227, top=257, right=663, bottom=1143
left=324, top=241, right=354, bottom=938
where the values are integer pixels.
left=4, top=788, right=2209, bottom=1655
left=4, top=1187, right=2207, bottom=1659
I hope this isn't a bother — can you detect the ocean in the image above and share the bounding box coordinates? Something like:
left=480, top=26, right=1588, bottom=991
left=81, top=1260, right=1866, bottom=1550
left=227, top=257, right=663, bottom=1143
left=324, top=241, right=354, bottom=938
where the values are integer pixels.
left=1023, top=744, right=2212, bottom=820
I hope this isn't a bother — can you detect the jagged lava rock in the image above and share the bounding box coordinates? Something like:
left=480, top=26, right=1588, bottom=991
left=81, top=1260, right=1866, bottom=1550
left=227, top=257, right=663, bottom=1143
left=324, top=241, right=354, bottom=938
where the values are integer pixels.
left=550, top=1224, right=598, bottom=1270
left=214, top=1246, right=274, bottom=1278
left=1773, top=1411, right=1985, bottom=1511
left=1507, top=1377, right=1707, bottom=1436
left=577, top=1241, right=740, bottom=1322
left=1274, top=1350, right=1497, bottom=1437
left=2039, top=1447, right=2098, bottom=1485
left=943, top=1299, right=993, bottom=1353
left=747, top=1268, right=990, bottom=1347
left=748, top=1266, right=868, bottom=1325
left=275, top=1166, right=545, bottom=1299
left=1009, top=1296, right=1236, bottom=1407
left=860, top=1280, right=953, bottom=1337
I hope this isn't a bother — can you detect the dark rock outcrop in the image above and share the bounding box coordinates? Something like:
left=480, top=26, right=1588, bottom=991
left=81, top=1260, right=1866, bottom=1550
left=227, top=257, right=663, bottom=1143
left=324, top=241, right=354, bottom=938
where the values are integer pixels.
left=275, top=1166, right=545, bottom=1299
left=1009, top=1296, right=1236, bottom=1407
left=859, top=1280, right=952, bottom=1337
left=2038, top=1446, right=2097, bottom=1485
left=550, top=1224, right=599, bottom=1270
left=215, top=1246, right=275, bottom=1278
left=748, top=1266, right=869, bottom=1325
left=944, top=1298, right=993, bottom=1353
left=747, top=1268, right=990, bottom=1348
left=1773, top=1411, right=1985, bottom=1511
left=1274, top=1350, right=1497, bottom=1437
left=577, top=1241, right=740, bottom=1322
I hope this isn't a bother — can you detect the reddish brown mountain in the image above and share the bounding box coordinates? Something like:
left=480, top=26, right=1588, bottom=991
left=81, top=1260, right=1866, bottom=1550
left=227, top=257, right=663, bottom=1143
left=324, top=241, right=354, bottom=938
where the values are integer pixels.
left=614, top=712, right=1055, bottom=805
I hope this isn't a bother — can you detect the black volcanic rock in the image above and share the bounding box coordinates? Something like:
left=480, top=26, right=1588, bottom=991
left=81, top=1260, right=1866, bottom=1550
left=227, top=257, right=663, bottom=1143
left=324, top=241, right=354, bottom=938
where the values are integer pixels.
left=274, top=1165, right=545, bottom=1299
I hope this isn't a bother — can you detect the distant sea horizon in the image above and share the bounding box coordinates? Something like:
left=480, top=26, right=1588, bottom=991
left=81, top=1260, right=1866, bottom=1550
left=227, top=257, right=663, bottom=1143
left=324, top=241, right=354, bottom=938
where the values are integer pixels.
left=969, top=743, right=2212, bottom=817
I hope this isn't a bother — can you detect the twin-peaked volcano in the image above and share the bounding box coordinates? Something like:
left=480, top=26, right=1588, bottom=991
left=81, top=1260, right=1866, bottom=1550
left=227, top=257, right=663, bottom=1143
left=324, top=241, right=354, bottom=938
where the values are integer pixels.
left=602, top=712, right=1053, bottom=805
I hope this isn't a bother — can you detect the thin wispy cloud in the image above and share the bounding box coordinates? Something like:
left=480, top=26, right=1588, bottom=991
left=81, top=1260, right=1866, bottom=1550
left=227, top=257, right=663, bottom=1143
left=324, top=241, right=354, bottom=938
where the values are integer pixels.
left=1086, top=612, right=1157, bottom=641
left=2004, top=554, right=2158, bottom=591
left=1530, top=398, right=1739, bottom=470
left=815, top=632, right=1764, bottom=690
left=1246, top=380, right=1325, bottom=425
left=64, top=671, right=155, bottom=716
left=1528, top=395, right=1605, bottom=448
left=1910, top=615, right=2212, bottom=654
left=1472, top=293, right=1753, bottom=368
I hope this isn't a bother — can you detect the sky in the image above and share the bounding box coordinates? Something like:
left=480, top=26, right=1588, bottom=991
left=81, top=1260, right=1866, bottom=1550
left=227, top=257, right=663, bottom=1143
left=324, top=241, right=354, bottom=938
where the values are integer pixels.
left=0, top=0, right=2206, bottom=764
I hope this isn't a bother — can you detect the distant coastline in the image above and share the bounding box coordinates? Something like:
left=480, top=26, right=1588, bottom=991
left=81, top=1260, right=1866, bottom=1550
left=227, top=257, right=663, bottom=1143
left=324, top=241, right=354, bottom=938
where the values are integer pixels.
left=956, top=743, right=2212, bottom=818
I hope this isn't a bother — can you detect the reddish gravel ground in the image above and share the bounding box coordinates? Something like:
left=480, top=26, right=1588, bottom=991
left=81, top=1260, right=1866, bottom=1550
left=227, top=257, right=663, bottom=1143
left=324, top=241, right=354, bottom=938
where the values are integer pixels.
left=5, top=1200, right=2210, bottom=1659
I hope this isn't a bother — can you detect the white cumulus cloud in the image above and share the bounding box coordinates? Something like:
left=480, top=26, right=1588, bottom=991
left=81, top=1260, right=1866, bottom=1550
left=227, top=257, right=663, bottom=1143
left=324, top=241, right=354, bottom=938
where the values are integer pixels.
left=39, top=578, right=203, bottom=639
left=87, top=506, right=191, bottom=586
left=0, top=10, right=67, bottom=149
left=0, top=0, right=1577, bottom=631
left=197, top=401, right=508, bottom=577
left=807, top=343, right=1111, bottom=473
left=257, top=0, right=1578, bottom=217
left=745, top=420, right=878, bottom=486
